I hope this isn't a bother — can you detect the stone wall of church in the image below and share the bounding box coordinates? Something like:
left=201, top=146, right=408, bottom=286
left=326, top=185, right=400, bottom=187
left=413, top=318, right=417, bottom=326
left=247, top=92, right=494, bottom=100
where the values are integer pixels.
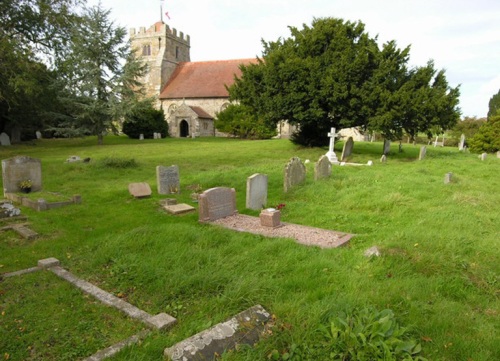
left=161, top=98, right=229, bottom=120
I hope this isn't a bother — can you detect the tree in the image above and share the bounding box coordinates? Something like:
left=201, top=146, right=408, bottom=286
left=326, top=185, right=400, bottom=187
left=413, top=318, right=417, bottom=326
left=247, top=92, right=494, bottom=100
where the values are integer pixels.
left=230, top=17, right=460, bottom=146
left=215, top=104, right=276, bottom=139
left=122, top=100, right=168, bottom=139
left=57, top=4, right=146, bottom=145
left=487, top=89, right=500, bottom=119
left=469, top=115, right=500, bottom=153
left=448, top=116, right=486, bottom=141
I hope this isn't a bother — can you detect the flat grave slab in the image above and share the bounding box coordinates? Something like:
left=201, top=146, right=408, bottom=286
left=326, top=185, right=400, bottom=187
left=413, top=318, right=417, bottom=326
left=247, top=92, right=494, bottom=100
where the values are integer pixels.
left=128, top=182, right=152, bottom=198
left=163, top=203, right=195, bottom=215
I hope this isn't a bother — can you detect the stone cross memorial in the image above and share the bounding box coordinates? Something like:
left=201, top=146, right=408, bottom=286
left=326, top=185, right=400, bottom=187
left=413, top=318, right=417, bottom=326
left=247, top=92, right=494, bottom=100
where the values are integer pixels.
left=1, top=156, right=42, bottom=195
left=246, top=173, right=268, bottom=210
left=325, top=127, right=339, bottom=164
left=341, top=136, right=354, bottom=162
left=314, top=155, right=331, bottom=181
left=284, top=157, right=306, bottom=192
left=156, top=165, right=180, bottom=194
left=198, top=187, right=237, bottom=222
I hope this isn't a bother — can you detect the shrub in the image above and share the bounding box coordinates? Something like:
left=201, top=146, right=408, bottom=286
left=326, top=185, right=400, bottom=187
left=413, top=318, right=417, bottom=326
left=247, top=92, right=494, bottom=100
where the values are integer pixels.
left=215, top=104, right=276, bottom=139
left=122, top=101, right=168, bottom=139
left=468, top=115, right=500, bottom=153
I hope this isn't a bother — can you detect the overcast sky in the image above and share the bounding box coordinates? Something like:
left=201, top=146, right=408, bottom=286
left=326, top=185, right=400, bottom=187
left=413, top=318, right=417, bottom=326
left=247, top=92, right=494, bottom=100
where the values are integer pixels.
left=90, top=0, right=500, bottom=118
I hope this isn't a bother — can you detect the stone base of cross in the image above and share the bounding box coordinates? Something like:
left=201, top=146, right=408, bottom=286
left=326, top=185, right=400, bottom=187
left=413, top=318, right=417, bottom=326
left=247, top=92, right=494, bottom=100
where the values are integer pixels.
left=325, top=127, right=339, bottom=164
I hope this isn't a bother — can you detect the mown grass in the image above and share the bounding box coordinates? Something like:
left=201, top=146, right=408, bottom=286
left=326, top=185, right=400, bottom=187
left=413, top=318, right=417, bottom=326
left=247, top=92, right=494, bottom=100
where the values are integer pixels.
left=0, top=136, right=499, bottom=360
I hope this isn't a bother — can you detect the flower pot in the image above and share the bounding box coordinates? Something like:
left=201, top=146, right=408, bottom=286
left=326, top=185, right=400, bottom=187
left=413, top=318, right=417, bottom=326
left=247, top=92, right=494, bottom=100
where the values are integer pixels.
left=21, top=187, right=32, bottom=194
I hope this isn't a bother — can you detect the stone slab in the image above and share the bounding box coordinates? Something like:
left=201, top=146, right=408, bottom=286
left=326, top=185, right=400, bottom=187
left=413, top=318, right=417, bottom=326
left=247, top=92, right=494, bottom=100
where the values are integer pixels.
left=12, top=225, right=38, bottom=239
left=38, top=257, right=61, bottom=269
left=83, top=330, right=150, bottom=361
left=146, top=313, right=177, bottom=330
left=128, top=182, right=152, bottom=198
left=164, top=203, right=196, bottom=215
left=164, top=305, right=271, bottom=361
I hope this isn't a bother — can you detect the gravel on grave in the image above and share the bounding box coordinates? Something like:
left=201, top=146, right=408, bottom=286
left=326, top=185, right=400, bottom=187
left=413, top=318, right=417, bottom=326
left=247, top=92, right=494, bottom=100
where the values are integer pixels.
left=212, top=214, right=353, bottom=248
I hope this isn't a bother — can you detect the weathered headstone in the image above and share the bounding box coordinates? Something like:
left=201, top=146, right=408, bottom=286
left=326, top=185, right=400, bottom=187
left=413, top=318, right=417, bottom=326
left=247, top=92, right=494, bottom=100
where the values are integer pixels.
left=314, top=155, right=331, bottom=181
left=383, top=139, right=391, bottom=155
left=480, top=152, right=487, bottom=161
left=458, top=134, right=465, bottom=151
left=246, top=173, right=268, bottom=210
left=497, top=151, right=500, bottom=158
left=341, top=137, right=354, bottom=161
left=284, top=157, right=306, bottom=193
left=325, top=127, right=339, bottom=163
left=156, top=165, right=180, bottom=194
left=380, top=154, right=387, bottom=163
left=418, top=146, right=427, bottom=160
left=128, top=182, right=152, bottom=198
left=35, top=131, right=42, bottom=139
left=1, top=156, right=42, bottom=195
left=0, top=132, right=11, bottom=146
left=444, top=172, right=453, bottom=184
left=139, top=134, right=144, bottom=140
left=198, top=187, right=237, bottom=222
left=157, top=132, right=162, bottom=139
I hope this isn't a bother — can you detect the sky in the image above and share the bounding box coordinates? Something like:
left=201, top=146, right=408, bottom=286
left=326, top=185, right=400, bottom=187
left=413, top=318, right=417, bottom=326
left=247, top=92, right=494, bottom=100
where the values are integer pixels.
left=90, top=0, right=500, bottom=118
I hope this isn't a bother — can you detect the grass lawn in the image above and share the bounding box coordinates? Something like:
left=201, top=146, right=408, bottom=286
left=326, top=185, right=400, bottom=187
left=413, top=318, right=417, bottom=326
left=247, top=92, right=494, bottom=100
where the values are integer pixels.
left=0, top=136, right=498, bottom=360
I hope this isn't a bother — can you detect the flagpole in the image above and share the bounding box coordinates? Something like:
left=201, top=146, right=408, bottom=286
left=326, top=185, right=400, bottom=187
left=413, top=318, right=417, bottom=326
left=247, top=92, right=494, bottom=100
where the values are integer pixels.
left=160, top=2, right=163, bottom=23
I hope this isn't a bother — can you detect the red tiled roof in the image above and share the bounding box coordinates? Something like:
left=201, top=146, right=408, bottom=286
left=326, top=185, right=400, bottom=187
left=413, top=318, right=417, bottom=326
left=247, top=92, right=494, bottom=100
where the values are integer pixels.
left=159, top=59, right=258, bottom=99
left=190, top=106, right=213, bottom=119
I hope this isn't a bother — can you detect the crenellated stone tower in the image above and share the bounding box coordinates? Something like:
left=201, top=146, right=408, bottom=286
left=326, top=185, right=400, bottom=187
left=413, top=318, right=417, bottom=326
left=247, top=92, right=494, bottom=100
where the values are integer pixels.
left=130, top=22, right=190, bottom=101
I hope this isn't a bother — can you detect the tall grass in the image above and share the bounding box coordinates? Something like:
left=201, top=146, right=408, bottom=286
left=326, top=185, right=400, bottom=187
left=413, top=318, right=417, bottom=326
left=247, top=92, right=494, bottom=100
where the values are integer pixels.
left=1, top=136, right=499, bottom=360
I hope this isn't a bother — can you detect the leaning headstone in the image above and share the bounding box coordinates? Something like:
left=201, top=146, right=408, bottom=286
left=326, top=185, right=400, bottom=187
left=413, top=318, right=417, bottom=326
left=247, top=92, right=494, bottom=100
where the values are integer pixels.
left=458, top=134, right=465, bottom=151
left=444, top=172, right=453, bottom=184
left=480, top=153, right=487, bottom=161
left=284, top=157, right=306, bottom=193
left=139, top=134, right=144, bottom=140
left=1, top=156, right=42, bottom=195
left=383, top=139, right=391, bottom=155
left=35, top=131, right=42, bottom=139
left=314, top=155, right=331, bottom=181
left=418, top=146, right=427, bottom=160
left=156, top=165, right=180, bottom=194
left=0, top=132, right=11, bottom=146
left=380, top=154, right=387, bottom=163
left=246, top=173, right=268, bottom=210
left=164, top=305, right=270, bottom=361
left=198, top=187, right=237, bottom=222
left=128, top=182, right=152, bottom=198
left=341, top=137, right=354, bottom=161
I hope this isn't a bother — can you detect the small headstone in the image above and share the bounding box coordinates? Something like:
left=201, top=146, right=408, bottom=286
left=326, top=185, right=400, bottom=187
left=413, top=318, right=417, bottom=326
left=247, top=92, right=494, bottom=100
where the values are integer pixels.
left=367, top=160, right=373, bottom=166
left=364, top=246, right=381, bottom=257
left=383, top=139, right=391, bottom=155
left=418, top=146, right=427, bottom=160
left=341, top=137, right=354, bottom=161
left=198, top=187, right=237, bottom=222
left=314, top=155, right=331, bottom=181
left=304, top=159, right=310, bottom=164
left=284, top=157, right=306, bottom=192
left=35, top=131, right=42, bottom=139
left=157, top=132, right=162, bottom=139
left=444, top=172, right=453, bottom=184
left=260, top=209, right=281, bottom=228
left=246, top=173, right=268, bottom=210
left=480, top=153, right=487, bottom=161
left=1, top=156, right=42, bottom=195
left=139, top=134, right=144, bottom=140
left=66, top=155, right=81, bottom=163
left=380, top=154, right=387, bottom=163
left=0, top=132, right=11, bottom=146
left=458, top=134, right=465, bottom=151
left=156, top=165, right=180, bottom=194
left=163, top=203, right=195, bottom=215
left=325, top=127, right=339, bottom=163
left=128, top=182, right=152, bottom=198
left=497, top=151, right=500, bottom=158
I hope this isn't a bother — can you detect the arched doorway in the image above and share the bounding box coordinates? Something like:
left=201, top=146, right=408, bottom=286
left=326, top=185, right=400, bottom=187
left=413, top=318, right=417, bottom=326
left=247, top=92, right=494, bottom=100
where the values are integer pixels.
left=179, top=119, right=189, bottom=137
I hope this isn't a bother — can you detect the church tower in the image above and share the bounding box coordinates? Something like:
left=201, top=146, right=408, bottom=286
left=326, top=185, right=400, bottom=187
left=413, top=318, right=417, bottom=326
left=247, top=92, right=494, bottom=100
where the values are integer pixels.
left=130, top=22, right=190, bottom=101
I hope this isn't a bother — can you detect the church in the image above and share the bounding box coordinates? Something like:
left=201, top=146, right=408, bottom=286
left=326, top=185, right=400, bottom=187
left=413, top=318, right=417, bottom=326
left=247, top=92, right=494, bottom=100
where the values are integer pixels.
left=129, top=21, right=294, bottom=138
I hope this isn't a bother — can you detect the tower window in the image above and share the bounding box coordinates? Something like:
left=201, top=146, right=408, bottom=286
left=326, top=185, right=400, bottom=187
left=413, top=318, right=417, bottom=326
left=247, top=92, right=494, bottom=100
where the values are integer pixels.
left=175, top=46, right=179, bottom=59
left=142, top=44, right=151, bottom=56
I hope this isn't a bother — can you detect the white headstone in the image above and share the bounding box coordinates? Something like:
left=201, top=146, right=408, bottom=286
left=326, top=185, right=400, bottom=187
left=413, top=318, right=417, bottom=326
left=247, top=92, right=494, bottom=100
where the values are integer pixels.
left=0, top=132, right=11, bottom=146
left=246, top=173, right=268, bottom=210
left=36, top=131, right=42, bottom=139
left=325, top=127, right=339, bottom=163
left=480, top=153, right=487, bottom=161
left=139, top=134, right=144, bottom=140
left=458, top=134, right=465, bottom=151
left=419, top=146, right=427, bottom=160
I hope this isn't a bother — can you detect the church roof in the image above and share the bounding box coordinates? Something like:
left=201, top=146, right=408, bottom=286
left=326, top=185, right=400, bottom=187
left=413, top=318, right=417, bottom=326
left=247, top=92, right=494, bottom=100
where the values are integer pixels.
left=159, top=59, right=258, bottom=99
left=190, top=106, right=213, bottom=119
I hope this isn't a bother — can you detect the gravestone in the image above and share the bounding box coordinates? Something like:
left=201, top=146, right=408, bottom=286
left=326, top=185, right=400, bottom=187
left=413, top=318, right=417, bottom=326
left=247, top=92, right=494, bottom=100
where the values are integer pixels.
left=128, top=182, right=152, bottom=198
left=35, top=131, right=42, bottom=139
left=314, top=155, right=331, bottom=181
left=497, top=151, right=500, bottom=158
left=284, top=157, right=306, bottom=193
left=419, top=146, right=427, bottom=160
left=0, top=132, right=11, bottom=146
left=380, top=154, right=387, bottom=163
left=325, top=127, right=339, bottom=163
left=198, top=187, right=237, bottom=222
left=246, top=173, right=268, bottom=210
left=139, top=134, right=144, bottom=140
left=444, top=172, right=453, bottom=184
left=383, top=139, right=391, bottom=155
left=157, top=132, right=162, bottom=139
left=1, top=156, right=42, bottom=195
left=458, top=134, right=465, bottom=151
left=341, top=137, right=354, bottom=162
left=480, top=153, right=487, bottom=161
left=156, top=165, right=180, bottom=194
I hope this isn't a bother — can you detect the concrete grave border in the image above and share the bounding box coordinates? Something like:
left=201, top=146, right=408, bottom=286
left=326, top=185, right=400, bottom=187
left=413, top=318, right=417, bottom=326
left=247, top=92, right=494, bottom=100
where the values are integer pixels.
left=4, top=192, right=82, bottom=211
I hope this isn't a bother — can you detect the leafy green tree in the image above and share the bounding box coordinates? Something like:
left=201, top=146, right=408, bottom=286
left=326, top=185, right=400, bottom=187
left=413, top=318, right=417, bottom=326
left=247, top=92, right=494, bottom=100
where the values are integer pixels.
left=448, top=116, right=486, bottom=141
left=487, top=89, right=500, bottom=119
left=122, top=100, right=168, bottom=139
left=57, top=4, right=146, bottom=145
left=469, top=115, right=500, bottom=153
left=215, top=104, right=276, bottom=139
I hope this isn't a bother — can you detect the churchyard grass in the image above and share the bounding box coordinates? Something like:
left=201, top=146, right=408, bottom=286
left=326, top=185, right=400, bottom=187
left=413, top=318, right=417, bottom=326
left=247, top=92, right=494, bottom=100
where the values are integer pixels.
left=0, top=136, right=498, bottom=360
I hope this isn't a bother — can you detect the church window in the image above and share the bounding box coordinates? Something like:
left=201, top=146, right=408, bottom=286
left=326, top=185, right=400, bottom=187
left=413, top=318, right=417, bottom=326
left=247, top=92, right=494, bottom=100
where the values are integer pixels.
left=142, top=44, right=151, bottom=56
left=175, top=46, right=179, bottom=59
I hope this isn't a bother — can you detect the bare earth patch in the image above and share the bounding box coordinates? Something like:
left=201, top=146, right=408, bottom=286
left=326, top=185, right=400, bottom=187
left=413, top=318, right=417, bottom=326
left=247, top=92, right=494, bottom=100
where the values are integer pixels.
left=212, top=214, right=353, bottom=248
